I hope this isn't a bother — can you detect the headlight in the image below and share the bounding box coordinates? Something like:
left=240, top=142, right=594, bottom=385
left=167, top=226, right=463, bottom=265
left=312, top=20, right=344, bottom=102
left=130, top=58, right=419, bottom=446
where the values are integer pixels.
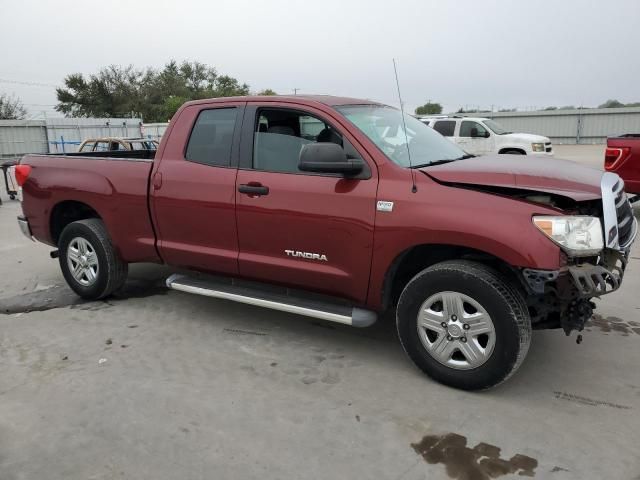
left=533, top=216, right=603, bottom=256
left=531, top=143, right=545, bottom=152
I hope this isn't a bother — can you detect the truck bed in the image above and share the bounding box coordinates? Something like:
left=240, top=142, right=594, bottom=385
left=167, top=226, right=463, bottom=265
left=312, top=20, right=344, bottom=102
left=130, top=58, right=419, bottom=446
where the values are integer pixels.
left=19, top=152, right=160, bottom=263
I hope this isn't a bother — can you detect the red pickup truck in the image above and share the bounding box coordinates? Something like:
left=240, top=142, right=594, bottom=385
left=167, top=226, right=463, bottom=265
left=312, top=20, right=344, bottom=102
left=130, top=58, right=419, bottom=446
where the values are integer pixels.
left=605, top=135, right=640, bottom=194
left=15, top=95, right=637, bottom=390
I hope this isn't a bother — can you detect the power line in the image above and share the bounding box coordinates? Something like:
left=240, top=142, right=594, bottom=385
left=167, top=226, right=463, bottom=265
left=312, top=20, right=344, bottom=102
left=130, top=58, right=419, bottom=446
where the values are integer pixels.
left=0, top=77, right=59, bottom=88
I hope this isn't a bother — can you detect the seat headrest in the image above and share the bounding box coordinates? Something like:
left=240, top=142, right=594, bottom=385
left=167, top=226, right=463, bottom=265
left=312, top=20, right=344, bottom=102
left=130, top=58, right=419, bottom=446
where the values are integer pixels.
left=317, top=128, right=342, bottom=146
left=267, top=125, right=295, bottom=136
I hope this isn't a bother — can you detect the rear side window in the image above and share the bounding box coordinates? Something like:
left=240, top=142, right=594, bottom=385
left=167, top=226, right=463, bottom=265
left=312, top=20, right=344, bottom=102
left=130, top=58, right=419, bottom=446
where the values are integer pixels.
left=185, top=108, right=237, bottom=167
left=433, top=120, right=456, bottom=137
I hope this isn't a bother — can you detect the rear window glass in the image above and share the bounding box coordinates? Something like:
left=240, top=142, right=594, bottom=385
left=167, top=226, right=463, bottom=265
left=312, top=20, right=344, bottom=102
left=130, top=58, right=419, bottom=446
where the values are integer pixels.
left=185, top=108, right=237, bottom=167
left=433, top=120, right=456, bottom=137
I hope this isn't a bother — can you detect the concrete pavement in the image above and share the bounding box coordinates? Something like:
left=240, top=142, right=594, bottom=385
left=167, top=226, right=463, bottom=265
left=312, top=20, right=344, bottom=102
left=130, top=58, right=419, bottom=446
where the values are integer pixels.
left=1, top=149, right=639, bottom=479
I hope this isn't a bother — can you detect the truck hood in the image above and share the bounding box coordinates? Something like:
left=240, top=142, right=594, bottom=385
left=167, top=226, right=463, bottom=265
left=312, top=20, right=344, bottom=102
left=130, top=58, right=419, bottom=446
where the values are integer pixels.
left=502, top=132, right=550, bottom=143
left=421, top=155, right=603, bottom=202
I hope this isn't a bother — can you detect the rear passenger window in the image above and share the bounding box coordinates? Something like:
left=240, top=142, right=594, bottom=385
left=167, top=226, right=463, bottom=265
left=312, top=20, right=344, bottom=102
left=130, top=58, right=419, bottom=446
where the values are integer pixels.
left=185, top=108, right=237, bottom=167
left=433, top=120, right=456, bottom=137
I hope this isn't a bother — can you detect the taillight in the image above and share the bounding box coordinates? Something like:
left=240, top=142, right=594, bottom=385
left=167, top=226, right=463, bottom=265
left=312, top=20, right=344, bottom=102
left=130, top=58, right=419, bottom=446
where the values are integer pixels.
left=14, top=164, right=32, bottom=186
left=604, top=147, right=630, bottom=170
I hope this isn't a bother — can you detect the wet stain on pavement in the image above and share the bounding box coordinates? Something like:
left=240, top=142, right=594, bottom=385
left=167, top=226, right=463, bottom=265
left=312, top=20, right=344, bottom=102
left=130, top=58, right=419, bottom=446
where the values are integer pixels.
left=0, top=277, right=168, bottom=315
left=586, top=314, right=640, bottom=336
left=411, top=433, right=538, bottom=479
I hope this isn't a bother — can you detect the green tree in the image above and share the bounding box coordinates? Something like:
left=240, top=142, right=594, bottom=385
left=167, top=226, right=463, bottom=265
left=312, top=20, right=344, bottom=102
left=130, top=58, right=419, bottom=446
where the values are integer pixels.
left=0, top=93, right=27, bottom=119
left=257, top=88, right=277, bottom=96
left=598, top=99, right=625, bottom=108
left=56, top=60, right=254, bottom=122
left=415, top=102, right=442, bottom=115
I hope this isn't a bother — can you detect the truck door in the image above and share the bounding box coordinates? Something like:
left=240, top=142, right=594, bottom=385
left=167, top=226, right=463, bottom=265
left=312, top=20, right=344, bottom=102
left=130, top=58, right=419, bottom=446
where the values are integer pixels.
left=458, top=120, right=492, bottom=155
left=234, top=103, right=377, bottom=303
left=150, top=102, right=245, bottom=275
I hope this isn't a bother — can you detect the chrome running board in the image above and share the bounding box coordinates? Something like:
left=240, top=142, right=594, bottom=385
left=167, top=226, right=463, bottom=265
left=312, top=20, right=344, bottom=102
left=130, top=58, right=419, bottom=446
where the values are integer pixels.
left=166, top=273, right=377, bottom=328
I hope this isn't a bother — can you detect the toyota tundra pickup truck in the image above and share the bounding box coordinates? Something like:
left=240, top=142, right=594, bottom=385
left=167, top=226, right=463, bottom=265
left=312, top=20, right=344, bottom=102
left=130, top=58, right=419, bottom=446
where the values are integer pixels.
left=15, top=95, right=637, bottom=390
left=605, top=134, right=640, bottom=194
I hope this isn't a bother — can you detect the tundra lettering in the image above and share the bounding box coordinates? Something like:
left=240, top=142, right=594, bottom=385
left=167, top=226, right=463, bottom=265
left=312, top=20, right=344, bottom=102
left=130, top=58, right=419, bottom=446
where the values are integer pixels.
left=16, top=95, right=637, bottom=391
left=284, top=250, right=328, bottom=261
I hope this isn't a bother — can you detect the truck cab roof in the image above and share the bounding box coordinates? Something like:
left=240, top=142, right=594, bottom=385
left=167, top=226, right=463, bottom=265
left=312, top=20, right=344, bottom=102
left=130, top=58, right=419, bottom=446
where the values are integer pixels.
left=182, top=95, right=384, bottom=108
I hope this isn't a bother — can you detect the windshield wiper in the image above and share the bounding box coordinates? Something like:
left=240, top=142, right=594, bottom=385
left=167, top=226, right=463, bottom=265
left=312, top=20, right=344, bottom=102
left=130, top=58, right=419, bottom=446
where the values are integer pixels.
left=411, top=154, right=474, bottom=168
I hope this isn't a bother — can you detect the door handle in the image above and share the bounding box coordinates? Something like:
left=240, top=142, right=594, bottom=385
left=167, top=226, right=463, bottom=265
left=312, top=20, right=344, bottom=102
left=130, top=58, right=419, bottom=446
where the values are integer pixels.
left=238, top=184, right=269, bottom=196
left=152, top=172, right=163, bottom=190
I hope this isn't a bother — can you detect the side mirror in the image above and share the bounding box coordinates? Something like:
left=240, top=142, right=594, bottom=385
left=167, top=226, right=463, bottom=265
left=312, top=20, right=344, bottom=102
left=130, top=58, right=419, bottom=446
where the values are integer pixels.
left=298, top=143, right=363, bottom=176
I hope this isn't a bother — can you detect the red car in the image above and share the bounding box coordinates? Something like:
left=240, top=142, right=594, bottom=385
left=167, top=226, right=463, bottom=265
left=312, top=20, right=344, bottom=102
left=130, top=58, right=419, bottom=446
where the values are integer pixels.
left=14, top=95, right=637, bottom=390
left=605, top=135, right=640, bottom=194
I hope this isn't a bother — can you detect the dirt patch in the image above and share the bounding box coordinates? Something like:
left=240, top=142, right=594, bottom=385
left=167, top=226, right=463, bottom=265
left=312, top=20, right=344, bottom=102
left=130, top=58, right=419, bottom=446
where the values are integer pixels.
left=0, top=277, right=168, bottom=315
left=411, top=432, right=538, bottom=479
left=586, top=314, right=640, bottom=336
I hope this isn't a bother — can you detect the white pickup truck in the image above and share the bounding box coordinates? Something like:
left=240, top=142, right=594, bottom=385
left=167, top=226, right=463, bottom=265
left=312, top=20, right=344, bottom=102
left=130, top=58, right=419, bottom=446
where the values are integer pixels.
left=419, top=116, right=553, bottom=157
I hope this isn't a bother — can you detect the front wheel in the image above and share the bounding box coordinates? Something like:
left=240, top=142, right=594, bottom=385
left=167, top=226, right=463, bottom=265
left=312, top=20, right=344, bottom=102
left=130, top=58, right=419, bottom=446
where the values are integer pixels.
left=58, top=219, right=128, bottom=299
left=396, top=260, right=531, bottom=390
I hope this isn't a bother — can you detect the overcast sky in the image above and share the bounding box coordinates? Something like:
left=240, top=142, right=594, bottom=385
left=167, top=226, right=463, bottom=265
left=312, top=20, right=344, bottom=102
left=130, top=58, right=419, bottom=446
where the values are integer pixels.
left=1, top=0, right=639, bottom=118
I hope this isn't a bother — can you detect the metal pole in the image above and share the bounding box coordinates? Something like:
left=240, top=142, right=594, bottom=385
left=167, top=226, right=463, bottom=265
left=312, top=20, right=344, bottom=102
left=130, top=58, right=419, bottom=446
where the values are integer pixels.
left=576, top=111, right=582, bottom=145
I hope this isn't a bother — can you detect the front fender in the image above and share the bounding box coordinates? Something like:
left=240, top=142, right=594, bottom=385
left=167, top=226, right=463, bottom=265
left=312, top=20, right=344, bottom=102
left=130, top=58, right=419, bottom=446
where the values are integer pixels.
left=366, top=174, right=562, bottom=310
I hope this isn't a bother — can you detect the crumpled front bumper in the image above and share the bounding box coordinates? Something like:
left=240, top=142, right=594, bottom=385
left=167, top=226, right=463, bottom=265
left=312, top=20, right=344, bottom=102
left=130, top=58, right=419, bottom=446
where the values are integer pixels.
left=567, top=249, right=629, bottom=297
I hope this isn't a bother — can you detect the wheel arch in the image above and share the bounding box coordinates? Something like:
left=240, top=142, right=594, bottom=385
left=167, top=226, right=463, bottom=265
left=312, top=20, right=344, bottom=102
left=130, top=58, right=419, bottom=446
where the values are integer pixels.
left=50, top=200, right=102, bottom=246
left=380, top=243, right=524, bottom=312
left=498, top=147, right=526, bottom=155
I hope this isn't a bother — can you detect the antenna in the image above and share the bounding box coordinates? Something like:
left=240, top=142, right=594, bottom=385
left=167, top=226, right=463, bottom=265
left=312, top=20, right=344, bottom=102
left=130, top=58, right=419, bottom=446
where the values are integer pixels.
left=393, top=59, right=417, bottom=193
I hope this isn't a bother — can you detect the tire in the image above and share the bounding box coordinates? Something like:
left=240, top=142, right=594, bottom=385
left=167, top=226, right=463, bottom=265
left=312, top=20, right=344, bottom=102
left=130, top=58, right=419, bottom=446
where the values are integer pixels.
left=396, top=260, right=531, bottom=390
left=58, top=219, right=128, bottom=300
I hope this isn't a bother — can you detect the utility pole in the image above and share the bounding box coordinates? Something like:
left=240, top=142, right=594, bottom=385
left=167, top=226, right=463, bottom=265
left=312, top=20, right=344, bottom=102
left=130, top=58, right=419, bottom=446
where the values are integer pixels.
left=293, top=88, right=300, bottom=95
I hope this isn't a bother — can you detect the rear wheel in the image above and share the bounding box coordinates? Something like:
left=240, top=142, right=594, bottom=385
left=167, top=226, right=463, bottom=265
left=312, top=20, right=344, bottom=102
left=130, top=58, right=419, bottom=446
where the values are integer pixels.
left=58, top=219, right=128, bottom=299
left=396, top=260, right=531, bottom=390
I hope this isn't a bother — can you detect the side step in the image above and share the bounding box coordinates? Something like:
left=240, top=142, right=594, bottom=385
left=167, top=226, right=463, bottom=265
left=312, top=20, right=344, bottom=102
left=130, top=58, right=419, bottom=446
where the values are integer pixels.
left=166, top=274, right=377, bottom=328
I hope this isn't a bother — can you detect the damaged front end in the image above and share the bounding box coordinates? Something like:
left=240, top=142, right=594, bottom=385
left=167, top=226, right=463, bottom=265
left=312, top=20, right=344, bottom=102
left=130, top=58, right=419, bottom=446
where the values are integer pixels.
left=523, top=249, right=630, bottom=335
left=521, top=173, right=637, bottom=336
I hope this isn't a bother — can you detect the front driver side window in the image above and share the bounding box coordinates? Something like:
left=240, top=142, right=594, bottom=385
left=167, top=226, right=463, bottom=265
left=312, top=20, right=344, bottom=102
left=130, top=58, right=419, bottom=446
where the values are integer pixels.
left=459, top=121, right=488, bottom=138
left=80, top=142, right=95, bottom=152
left=253, top=109, right=360, bottom=174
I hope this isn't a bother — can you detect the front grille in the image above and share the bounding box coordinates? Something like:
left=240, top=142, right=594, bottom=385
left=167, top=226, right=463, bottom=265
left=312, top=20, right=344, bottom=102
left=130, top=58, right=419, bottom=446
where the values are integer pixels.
left=545, top=147, right=552, bottom=153
left=615, top=187, right=634, bottom=247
